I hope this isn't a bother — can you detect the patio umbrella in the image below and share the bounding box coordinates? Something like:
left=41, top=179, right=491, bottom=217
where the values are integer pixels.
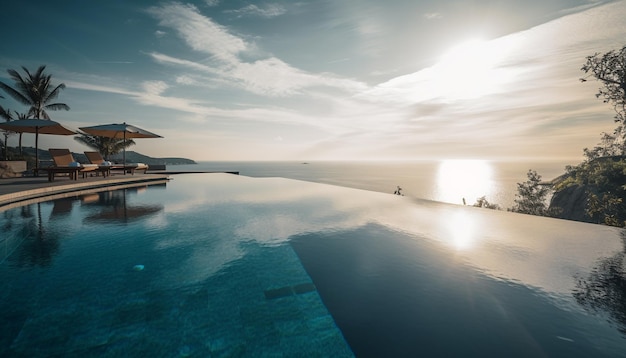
left=78, top=122, right=163, bottom=167
left=0, top=119, right=77, bottom=173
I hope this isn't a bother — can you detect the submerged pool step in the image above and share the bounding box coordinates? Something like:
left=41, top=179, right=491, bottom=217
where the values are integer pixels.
left=264, top=282, right=317, bottom=300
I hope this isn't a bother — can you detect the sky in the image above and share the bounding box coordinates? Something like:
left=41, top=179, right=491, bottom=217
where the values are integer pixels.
left=1, top=0, right=625, bottom=162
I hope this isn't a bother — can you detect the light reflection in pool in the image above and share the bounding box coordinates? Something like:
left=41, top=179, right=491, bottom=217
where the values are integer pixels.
left=446, top=211, right=477, bottom=250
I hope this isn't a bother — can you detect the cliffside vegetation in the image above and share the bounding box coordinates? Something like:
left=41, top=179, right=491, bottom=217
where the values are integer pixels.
left=517, top=45, right=626, bottom=227
left=510, top=170, right=552, bottom=216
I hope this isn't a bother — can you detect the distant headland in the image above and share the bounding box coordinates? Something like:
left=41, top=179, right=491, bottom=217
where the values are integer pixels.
left=107, top=151, right=196, bottom=165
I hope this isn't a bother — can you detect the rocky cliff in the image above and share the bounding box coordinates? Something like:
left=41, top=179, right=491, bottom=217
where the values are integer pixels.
left=548, top=184, right=594, bottom=223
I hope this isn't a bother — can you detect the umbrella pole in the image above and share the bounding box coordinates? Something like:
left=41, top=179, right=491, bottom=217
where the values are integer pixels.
left=34, top=127, right=39, bottom=177
left=123, top=131, right=126, bottom=175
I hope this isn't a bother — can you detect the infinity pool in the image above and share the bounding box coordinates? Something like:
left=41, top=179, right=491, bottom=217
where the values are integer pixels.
left=1, top=173, right=625, bottom=357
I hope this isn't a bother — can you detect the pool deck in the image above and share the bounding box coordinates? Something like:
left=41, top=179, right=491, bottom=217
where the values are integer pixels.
left=0, top=170, right=239, bottom=210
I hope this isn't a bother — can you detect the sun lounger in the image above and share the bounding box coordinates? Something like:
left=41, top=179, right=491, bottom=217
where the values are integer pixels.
left=121, top=162, right=149, bottom=175
left=84, top=151, right=149, bottom=175
left=84, top=151, right=114, bottom=177
left=39, top=149, right=101, bottom=182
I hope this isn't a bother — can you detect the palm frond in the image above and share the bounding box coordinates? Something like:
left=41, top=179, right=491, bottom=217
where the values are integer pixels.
left=45, top=83, right=66, bottom=102
left=32, top=65, right=46, bottom=78
left=0, top=81, right=31, bottom=105
left=74, top=134, right=136, bottom=159
left=45, top=103, right=70, bottom=111
left=7, top=69, right=26, bottom=85
left=3, top=66, right=68, bottom=119
left=0, top=106, right=14, bottom=121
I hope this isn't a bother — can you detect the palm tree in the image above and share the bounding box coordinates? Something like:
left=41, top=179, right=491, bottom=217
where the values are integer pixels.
left=0, top=65, right=69, bottom=119
left=74, top=134, right=135, bottom=160
left=0, top=94, right=6, bottom=159
left=1, top=109, right=30, bottom=156
left=0, top=105, right=14, bottom=160
left=13, top=111, right=28, bottom=155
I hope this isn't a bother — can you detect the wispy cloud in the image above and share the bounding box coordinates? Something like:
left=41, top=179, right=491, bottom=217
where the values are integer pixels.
left=342, top=1, right=626, bottom=159
left=141, top=80, right=168, bottom=95
left=148, top=3, right=247, bottom=63
left=63, top=72, right=348, bottom=134
left=224, top=3, right=287, bottom=18
left=91, top=61, right=134, bottom=64
left=557, top=0, right=613, bottom=16
left=228, top=58, right=367, bottom=96
left=146, top=3, right=366, bottom=96
left=424, top=12, right=442, bottom=20
left=148, top=52, right=221, bottom=75
left=63, top=80, right=136, bottom=96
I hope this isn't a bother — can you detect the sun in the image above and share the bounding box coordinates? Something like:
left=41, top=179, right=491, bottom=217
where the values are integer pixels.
left=431, top=38, right=514, bottom=100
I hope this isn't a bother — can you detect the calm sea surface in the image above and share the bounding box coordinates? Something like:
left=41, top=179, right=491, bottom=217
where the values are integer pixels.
left=168, top=159, right=576, bottom=209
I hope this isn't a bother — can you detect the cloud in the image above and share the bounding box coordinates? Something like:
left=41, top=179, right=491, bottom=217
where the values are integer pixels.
left=141, top=80, right=168, bottom=95
left=90, top=61, right=134, bottom=64
left=224, top=4, right=287, bottom=18
left=557, top=0, right=614, bottom=16
left=155, top=30, right=166, bottom=38
left=148, top=52, right=221, bottom=75
left=146, top=4, right=367, bottom=96
left=332, top=0, right=626, bottom=160
left=175, top=75, right=197, bottom=85
left=362, top=2, right=626, bottom=110
left=204, top=0, right=219, bottom=6
left=229, top=57, right=366, bottom=96
left=424, top=12, right=443, bottom=20
left=147, top=2, right=248, bottom=63
left=150, top=51, right=366, bottom=96
left=61, top=0, right=626, bottom=161
left=63, top=80, right=136, bottom=97
left=65, top=72, right=345, bottom=132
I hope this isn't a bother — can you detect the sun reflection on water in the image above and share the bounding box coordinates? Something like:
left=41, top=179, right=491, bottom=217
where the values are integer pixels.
left=447, top=211, right=476, bottom=250
left=436, top=160, right=494, bottom=205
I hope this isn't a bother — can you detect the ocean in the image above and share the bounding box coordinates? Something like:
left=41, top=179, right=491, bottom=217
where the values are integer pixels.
left=165, top=159, right=576, bottom=210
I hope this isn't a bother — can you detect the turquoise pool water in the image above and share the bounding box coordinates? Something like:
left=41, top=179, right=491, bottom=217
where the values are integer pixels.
left=1, top=173, right=625, bottom=357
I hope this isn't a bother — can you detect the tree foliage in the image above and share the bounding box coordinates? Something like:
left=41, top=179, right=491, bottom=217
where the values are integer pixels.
left=473, top=196, right=501, bottom=210
left=583, top=130, right=625, bottom=161
left=0, top=65, right=69, bottom=119
left=587, top=192, right=624, bottom=227
left=74, top=134, right=135, bottom=160
left=581, top=45, right=626, bottom=157
left=510, top=170, right=551, bottom=216
left=0, top=106, right=12, bottom=160
left=581, top=45, right=626, bottom=124
left=567, top=45, right=626, bottom=226
left=554, top=158, right=626, bottom=227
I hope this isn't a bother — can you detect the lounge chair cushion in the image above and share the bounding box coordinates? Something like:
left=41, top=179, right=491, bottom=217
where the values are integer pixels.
left=127, top=163, right=148, bottom=168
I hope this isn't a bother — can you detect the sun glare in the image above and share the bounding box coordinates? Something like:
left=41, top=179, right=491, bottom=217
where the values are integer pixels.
left=432, top=38, right=514, bottom=100
left=436, top=159, right=494, bottom=205
left=447, top=211, right=476, bottom=250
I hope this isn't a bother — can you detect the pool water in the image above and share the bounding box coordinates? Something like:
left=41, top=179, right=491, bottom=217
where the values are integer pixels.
left=1, top=173, right=625, bottom=357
